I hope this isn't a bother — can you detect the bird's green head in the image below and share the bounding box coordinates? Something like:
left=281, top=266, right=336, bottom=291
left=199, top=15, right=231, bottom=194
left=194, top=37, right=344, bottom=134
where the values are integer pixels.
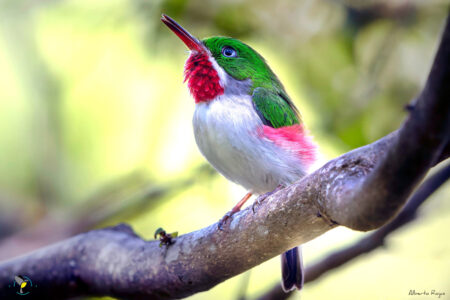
left=161, top=14, right=282, bottom=103
left=201, top=37, right=277, bottom=87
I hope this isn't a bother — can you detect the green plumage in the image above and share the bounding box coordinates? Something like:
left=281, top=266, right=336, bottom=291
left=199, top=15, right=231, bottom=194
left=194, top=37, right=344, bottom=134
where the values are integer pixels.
left=202, top=37, right=301, bottom=128
left=252, top=88, right=299, bottom=128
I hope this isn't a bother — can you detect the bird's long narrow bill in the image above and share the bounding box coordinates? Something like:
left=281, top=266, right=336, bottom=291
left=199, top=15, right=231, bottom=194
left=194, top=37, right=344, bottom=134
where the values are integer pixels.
left=161, top=14, right=204, bottom=52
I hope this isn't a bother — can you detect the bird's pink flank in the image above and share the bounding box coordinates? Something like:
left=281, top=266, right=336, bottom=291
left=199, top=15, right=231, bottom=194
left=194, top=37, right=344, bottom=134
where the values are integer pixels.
left=260, top=124, right=317, bottom=167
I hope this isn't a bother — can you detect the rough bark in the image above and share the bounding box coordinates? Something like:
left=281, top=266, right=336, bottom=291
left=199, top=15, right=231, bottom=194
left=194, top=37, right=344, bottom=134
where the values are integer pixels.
left=257, top=162, right=450, bottom=300
left=0, top=13, right=449, bottom=300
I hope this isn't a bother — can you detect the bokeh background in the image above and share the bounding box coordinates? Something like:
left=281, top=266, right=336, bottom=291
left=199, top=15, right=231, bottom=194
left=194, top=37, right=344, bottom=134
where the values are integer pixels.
left=0, top=0, right=449, bottom=299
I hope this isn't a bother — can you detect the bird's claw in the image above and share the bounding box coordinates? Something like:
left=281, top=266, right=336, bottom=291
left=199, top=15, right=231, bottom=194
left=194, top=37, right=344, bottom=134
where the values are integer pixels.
left=218, top=211, right=234, bottom=231
left=252, top=195, right=266, bottom=213
left=252, top=185, right=284, bottom=213
left=218, top=192, right=253, bottom=230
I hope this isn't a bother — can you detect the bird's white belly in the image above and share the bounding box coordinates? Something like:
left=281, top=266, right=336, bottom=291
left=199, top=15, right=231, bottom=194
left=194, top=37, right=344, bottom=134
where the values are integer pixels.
left=193, top=94, right=306, bottom=194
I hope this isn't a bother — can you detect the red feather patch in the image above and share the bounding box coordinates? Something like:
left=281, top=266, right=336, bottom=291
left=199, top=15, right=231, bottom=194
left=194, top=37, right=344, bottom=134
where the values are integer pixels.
left=184, top=53, right=224, bottom=103
left=260, top=124, right=317, bottom=167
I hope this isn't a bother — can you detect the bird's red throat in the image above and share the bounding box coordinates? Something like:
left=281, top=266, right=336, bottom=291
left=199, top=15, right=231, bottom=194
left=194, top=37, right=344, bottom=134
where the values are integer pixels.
left=184, top=52, right=224, bottom=103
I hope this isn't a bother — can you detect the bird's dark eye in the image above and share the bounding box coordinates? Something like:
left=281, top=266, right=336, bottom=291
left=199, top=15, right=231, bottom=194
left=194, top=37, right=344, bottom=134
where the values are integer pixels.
left=222, top=46, right=237, bottom=58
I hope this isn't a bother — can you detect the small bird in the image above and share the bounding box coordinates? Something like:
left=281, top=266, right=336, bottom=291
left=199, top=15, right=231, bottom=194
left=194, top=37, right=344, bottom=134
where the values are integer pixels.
left=161, top=14, right=317, bottom=292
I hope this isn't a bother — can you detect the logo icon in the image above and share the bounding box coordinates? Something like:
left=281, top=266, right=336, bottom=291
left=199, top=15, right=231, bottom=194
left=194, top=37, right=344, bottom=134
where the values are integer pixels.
left=12, top=275, right=32, bottom=295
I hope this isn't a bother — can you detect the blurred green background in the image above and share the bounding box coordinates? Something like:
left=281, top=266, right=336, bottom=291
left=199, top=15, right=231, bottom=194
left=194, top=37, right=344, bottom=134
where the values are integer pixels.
left=0, top=0, right=449, bottom=299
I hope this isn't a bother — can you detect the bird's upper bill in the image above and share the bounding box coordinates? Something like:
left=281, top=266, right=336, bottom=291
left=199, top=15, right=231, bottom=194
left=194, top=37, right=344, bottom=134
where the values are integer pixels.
left=161, top=14, right=205, bottom=53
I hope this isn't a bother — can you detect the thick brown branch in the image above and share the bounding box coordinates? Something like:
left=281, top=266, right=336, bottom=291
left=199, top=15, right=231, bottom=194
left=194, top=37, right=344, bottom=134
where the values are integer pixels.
left=307, top=162, right=450, bottom=282
left=0, top=138, right=448, bottom=300
left=319, top=15, right=450, bottom=230
left=257, top=162, right=450, bottom=300
left=0, top=13, right=448, bottom=300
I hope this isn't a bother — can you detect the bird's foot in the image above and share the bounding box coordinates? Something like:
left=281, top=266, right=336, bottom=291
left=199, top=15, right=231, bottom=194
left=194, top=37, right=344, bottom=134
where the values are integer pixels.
left=252, top=185, right=284, bottom=213
left=218, top=211, right=235, bottom=231
left=251, top=195, right=266, bottom=213
left=218, top=192, right=252, bottom=231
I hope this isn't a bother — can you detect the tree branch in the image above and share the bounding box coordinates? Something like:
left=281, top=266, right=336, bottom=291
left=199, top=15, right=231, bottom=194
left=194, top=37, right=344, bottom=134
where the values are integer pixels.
left=0, top=13, right=449, bottom=300
left=256, top=162, right=450, bottom=300
left=318, top=15, right=450, bottom=230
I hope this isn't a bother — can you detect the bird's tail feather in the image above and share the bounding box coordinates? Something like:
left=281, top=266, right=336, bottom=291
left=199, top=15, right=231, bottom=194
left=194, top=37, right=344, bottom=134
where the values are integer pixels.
left=281, top=246, right=304, bottom=292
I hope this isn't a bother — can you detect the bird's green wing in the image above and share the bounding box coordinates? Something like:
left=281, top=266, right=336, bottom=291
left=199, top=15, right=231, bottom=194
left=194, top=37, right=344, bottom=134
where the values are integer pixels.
left=252, top=87, right=301, bottom=128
